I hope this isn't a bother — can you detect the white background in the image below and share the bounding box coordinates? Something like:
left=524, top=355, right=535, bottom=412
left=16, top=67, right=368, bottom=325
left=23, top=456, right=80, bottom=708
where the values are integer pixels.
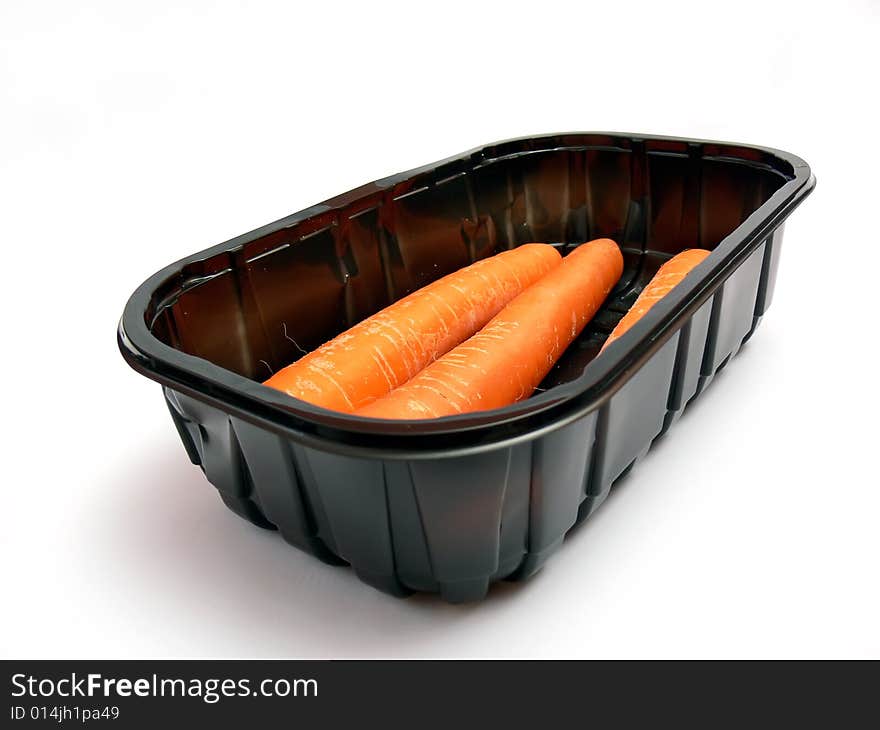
left=2, top=0, right=878, bottom=659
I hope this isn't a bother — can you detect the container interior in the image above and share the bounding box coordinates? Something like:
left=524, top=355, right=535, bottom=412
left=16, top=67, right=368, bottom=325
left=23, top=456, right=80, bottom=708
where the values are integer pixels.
left=146, top=135, right=792, bottom=396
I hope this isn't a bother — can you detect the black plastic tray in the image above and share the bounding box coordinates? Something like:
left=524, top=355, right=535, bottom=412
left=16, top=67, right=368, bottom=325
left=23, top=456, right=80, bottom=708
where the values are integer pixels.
left=119, top=133, right=814, bottom=602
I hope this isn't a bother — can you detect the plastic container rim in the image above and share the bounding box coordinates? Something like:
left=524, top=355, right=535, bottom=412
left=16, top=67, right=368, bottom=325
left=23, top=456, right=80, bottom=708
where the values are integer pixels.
left=118, top=132, right=814, bottom=457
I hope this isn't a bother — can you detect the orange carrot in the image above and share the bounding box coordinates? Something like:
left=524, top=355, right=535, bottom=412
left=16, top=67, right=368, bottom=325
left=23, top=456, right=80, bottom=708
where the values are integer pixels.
left=357, top=239, right=623, bottom=420
left=601, top=248, right=711, bottom=351
left=263, top=244, right=562, bottom=412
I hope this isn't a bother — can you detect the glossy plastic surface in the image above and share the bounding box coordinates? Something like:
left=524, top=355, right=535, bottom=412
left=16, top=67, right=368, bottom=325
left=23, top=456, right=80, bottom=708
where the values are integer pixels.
left=119, top=133, right=814, bottom=601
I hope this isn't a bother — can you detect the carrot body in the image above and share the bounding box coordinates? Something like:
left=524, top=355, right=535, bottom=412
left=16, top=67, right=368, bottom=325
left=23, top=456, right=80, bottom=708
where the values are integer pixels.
left=357, top=238, right=623, bottom=420
left=263, top=244, right=562, bottom=412
left=601, top=248, right=711, bottom=351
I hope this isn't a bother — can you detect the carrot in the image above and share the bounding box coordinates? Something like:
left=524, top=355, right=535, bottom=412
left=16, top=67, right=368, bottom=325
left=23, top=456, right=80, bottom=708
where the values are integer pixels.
left=601, top=248, right=711, bottom=351
left=263, top=244, right=562, bottom=412
left=357, top=238, right=623, bottom=420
